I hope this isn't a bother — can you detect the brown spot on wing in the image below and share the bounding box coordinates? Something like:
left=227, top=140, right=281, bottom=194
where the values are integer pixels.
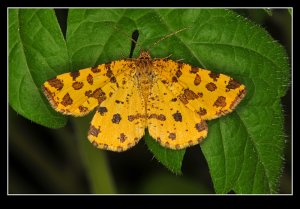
left=98, top=106, right=108, bottom=115
left=178, top=89, right=195, bottom=104
left=176, top=69, right=182, bottom=78
left=70, top=71, right=80, bottom=80
left=226, top=78, right=241, bottom=90
left=128, top=115, right=134, bottom=122
left=184, top=89, right=199, bottom=100
left=48, top=77, right=64, bottom=90
left=177, top=62, right=183, bottom=70
left=88, top=88, right=106, bottom=104
left=118, top=133, right=127, bottom=143
left=172, top=76, right=178, bottom=82
left=216, top=109, right=230, bottom=116
left=115, top=100, right=124, bottom=104
left=87, top=74, right=93, bottom=85
left=161, top=80, right=168, bottom=84
left=214, top=96, right=227, bottom=107
left=206, top=82, right=217, bottom=91
left=172, top=111, right=182, bottom=122
left=79, top=105, right=88, bottom=113
left=112, top=113, right=122, bottom=124
left=198, top=107, right=207, bottom=116
left=169, top=133, right=176, bottom=140
left=127, top=114, right=146, bottom=122
left=88, top=125, right=100, bottom=137
left=85, top=90, right=92, bottom=97
left=105, top=64, right=113, bottom=78
left=194, top=74, right=201, bottom=86
left=190, top=67, right=199, bottom=74
left=61, top=93, right=73, bottom=106
left=91, top=66, right=100, bottom=73
left=195, top=121, right=207, bottom=132
left=72, top=81, right=84, bottom=90
left=158, top=114, right=166, bottom=121
left=178, top=95, right=188, bottom=105
left=209, top=72, right=220, bottom=81
left=110, top=76, right=117, bottom=83
left=148, top=114, right=166, bottom=121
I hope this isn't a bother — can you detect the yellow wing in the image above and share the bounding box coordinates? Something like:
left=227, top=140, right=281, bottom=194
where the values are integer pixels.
left=147, top=80, right=208, bottom=150
left=152, top=59, right=246, bottom=120
left=42, top=60, right=134, bottom=116
left=88, top=71, right=146, bottom=152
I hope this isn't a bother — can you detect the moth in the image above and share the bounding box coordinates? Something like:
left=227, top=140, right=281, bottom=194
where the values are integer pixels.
left=42, top=29, right=246, bottom=152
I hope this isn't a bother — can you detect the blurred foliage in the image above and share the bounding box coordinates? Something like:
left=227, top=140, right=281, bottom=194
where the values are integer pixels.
left=9, top=9, right=291, bottom=194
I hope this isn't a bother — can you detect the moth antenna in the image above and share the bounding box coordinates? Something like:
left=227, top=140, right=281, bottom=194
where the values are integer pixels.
left=111, top=25, right=142, bottom=56
left=148, top=26, right=191, bottom=51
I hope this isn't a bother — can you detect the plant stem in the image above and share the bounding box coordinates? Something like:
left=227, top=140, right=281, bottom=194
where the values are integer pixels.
left=72, top=116, right=116, bottom=194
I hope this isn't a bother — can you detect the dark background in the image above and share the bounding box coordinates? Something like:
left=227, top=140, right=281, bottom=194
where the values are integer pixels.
left=8, top=9, right=291, bottom=194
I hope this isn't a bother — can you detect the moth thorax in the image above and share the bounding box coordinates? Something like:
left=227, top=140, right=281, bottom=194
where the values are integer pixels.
left=136, top=51, right=152, bottom=75
left=138, top=51, right=152, bottom=60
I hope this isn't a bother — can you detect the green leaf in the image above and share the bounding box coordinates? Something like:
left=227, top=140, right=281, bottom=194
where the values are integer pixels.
left=9, top=9, right=289, bottom=193
left=9, top=9, right=70, bottom=128
left=195, top=10, right=289, bottom=193
left=145, top=130, right=185, bottom=174
left=263, top=8, right=273, bottom=16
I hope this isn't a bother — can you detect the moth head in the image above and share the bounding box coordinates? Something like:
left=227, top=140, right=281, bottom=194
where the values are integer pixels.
left=138, top=51, right=151, bottom=60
